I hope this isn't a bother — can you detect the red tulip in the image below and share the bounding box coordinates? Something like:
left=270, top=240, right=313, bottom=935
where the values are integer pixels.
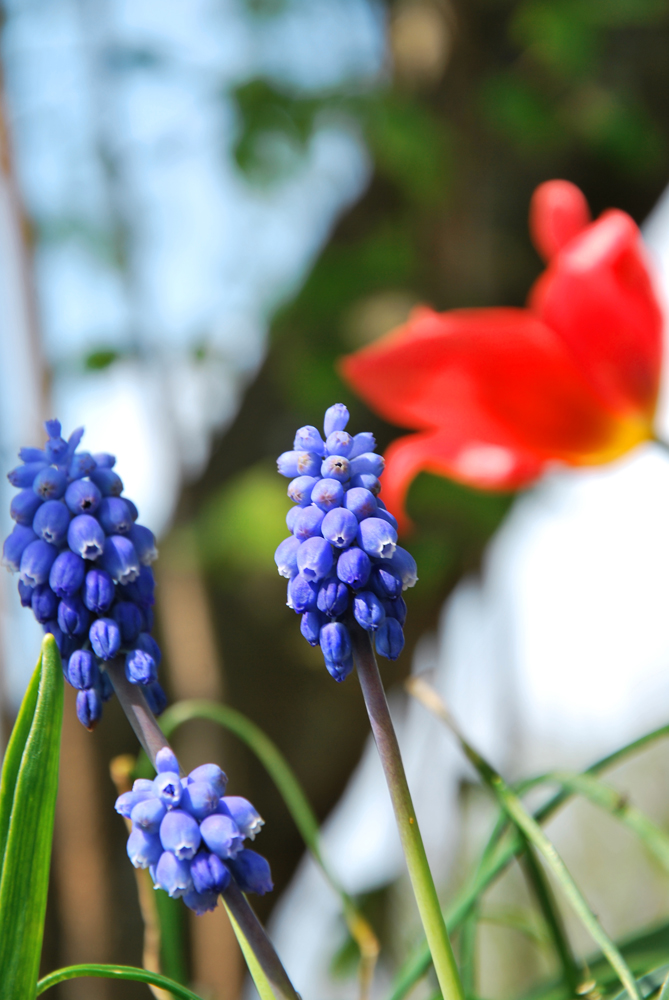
left=341, top=180, right=664, bottom=532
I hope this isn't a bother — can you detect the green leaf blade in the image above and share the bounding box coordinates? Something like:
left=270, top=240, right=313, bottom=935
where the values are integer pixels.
left=0, top=635, right=64, bottom=1000
left=0, top=653, right=41, bottom=870
left=405, top=678, right=642, bottom=1000
left=36, top=963, right=205, bottom=999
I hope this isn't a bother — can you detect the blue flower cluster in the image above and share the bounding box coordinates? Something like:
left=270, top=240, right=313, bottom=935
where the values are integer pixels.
left=275, top=404, right=417, bottom=682
left=2, top=420, right=164, bottom=729
left=117, top=747, right=272, bottom=914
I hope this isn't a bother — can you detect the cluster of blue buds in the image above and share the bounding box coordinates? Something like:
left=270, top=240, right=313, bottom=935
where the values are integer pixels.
left=2, top=420, right=164, bottom=729
left=117, top=747, right=272, bottom=914
left=275, top=404, right=417, bottom=682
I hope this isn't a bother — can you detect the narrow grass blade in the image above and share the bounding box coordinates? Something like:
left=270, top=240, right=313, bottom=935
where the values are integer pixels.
left=610, top=964, right=669, bottom=1000
left=479, top=906, right=549, bottom=947
left=406, top=676, right=642, bottom=1000
left=388, top=718, right=669, bottom=1000
left=657, top=968, right=669, bottom=1000
left=160, top=699, right=380, bottom=989
left=36, top=964, right=204, bottom=999
left=524, top=918, right=669, bottom=1000
left=546, top=771, right=669, bottom=874
left=0, top=635, right=63, bottom=1000
left=458, top=908, right=478, bottom=998
left=0, top=652, right=41, bottom=870
left=520, top=840, right=579, bottom=995
left=154, top=890, right=189, bottom=986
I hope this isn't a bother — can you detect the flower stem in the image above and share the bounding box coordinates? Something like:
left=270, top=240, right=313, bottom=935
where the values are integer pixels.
left=349, top=626, right=465, bottom=1000
left=106, top=659, right=172, bottom=768
left=222, top=879, right=301, bottom=1000
left=106, top=659, right=301, bottom=1000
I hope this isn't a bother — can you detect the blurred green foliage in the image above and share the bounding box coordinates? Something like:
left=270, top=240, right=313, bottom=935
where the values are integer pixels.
left=85, top=349, right=121, bottom=371
left=196, top=464, right=288, bottom=575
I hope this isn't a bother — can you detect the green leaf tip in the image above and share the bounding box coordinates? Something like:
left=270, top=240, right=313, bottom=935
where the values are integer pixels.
left=40, top=631, right=60, bottom=660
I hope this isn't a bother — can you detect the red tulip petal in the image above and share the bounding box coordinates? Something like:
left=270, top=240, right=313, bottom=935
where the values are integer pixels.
left=341, top=306, right=622, bottom=458
left=530, top=209, right=663, bottom=417
left=380, top=429, right=545, bottom=532
left=530, top=180, right=591, bottom=261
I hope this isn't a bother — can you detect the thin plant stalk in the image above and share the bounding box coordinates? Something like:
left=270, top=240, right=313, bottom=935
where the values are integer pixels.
left=458, top=908, right=478, bottom=999
left=105, top=659, right=301, bottom=1000
left=349, top=626, right=465, bottom=1000
left=520, top=840, right=580, bottom=996
left=223, top=879, right=299, bottom=1000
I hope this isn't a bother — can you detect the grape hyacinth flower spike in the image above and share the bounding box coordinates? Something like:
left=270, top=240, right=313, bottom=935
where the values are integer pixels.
left=2, top=419, right=163, bottom=730
left=107, top=673, right=297, bottom=1000
left=277, top=405, right=464, bottom=1000
left=117, top=746, right=273, bottom=915
left=276, top=403, right=417, bottom=682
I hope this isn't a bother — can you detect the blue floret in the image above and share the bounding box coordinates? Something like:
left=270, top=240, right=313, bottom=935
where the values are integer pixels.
left=276, top=404, right=418, bottom=678
left=3, top=420, right=165, bottom=728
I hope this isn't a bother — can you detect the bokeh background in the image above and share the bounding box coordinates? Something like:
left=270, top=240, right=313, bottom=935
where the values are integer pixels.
left=2, top=1, right=669, bottom=998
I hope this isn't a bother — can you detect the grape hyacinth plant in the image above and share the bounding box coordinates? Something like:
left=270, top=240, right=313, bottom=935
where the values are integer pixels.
left=103, top=666, right=298, bottom=1000
left=2, top=420, right=164, bottom=729
left=276, top=405, right=464, bottom=1000
left=117, top=746, right=273, bottom=916
left=275, top=403, right=418, bottom=682
left=0, top=420, right=299, bottom=1000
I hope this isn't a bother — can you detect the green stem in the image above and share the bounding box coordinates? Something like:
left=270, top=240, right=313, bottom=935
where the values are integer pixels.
left=349, top=626, right=465, bottom=1000
left=106, top=658, right=172, bottom=767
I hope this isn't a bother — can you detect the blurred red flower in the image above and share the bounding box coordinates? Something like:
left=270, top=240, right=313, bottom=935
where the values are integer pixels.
left=341, top=180, right=664, bottom=532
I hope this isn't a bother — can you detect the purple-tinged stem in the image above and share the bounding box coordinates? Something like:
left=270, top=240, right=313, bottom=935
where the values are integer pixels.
left=349, top=625, right=464, bottom=1000
left=222, top=879, right=301, bottom=1000
left=106, top=658, right=171, bottom=768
